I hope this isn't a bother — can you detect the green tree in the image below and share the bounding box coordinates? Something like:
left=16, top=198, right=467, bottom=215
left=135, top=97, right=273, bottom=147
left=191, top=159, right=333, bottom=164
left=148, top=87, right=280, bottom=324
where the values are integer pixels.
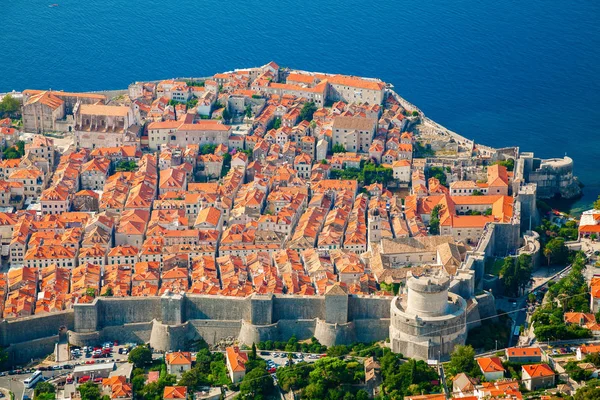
left=128, top=345, right=153, bottom=368
left=101, top=287, right=113, bottom=297
left=494, top=158, right=515, bottom=172
left=271, top=117, right=281, bottom=130
left=0, top=95, right=20, bottom=115
left=244, top=105, right=253, bottom=118
left=331, top=144, right=346, bottom=154
left=426, top=166, right=447, bottom=186
left=251, top=342, right=257, bottom=359
left=222, top=108, right=232, bottom=122
left=472, top=190, right=484, bottom=196
left=78, top=382, right=102, bottom=400
left=277, top=363, right=314, bottom=392
left=411, top=110, right=419, bottom=117
left=500, top=254, right=533, bottom=297
left=35, top=381, right=56, bottom=398
left=429, top=205, right=442, bottom=235
left=565, top=361, right=592, bottom=382
left=239, top=368, right=274, bottom=400
left=593, top=194, right=600, bottom=210
left=574, top=379, right=600, bottom=399
left=544, top=237, right=570, bottom=266
left=178, top=367, right=210, bottom=390
left=85, top=287, right=96, bottom=298
left=300, top=102, right=317, bottom=121
left=447, top=345, right=481, bottom=378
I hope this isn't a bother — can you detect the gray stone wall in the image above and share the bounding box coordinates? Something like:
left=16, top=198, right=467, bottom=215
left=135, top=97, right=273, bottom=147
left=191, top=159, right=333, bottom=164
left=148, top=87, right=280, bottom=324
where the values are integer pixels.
left=0, top=310, right=74, bottom=346
left=348, top=296, right=391, bottom=320
left=99, top=297, right=161, bottom=328
left=6, top=335, right=60, bottom=365
left=272, top=296, right=325, bottom=321
left=185, top=295, right=250, bottom=321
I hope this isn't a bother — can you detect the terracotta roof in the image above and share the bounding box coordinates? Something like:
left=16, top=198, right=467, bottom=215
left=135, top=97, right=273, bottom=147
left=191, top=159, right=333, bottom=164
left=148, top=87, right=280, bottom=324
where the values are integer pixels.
left=166, top=351, right=192, bottom=366
left=477, top=357, right=505, bottom=373
left=522, top=364, right=554, bottom=379
left=226, top=346, right=248, bottom=372
left=163, top=386, right=187, bottom=399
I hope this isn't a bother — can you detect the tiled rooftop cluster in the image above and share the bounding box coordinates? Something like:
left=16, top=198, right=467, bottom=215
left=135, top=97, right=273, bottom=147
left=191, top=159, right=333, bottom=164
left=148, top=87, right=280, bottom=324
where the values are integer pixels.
left=1, top=62, right=522, bottom=320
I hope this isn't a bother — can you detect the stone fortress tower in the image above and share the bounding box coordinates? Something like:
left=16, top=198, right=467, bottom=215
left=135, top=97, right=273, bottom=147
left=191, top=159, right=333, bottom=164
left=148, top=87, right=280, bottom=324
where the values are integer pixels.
left=389, top=268, right=467, bottom=360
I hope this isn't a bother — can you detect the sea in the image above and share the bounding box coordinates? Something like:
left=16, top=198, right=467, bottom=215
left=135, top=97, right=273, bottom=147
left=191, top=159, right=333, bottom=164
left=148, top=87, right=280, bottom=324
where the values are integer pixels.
left=1, top=0, right=599, bottom=213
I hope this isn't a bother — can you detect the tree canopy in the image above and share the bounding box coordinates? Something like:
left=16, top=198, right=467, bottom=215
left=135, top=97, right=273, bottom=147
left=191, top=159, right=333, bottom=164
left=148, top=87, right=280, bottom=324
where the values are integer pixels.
left=379, top=350, right=441, bottom=399
left=128, top=345, right=153, bottom=368
left=446, top=345, right=482, bottom=378
left=0, top=95, right=20, bottom=116
left=500, top=254, right=533, bottom=297
left=78, top=382, right=103, bottom=400
left=300, top=102, right=317, bottom=121
left=429, top=205, right=442, bottom=235
left=543, top=237, right=570, bottom=266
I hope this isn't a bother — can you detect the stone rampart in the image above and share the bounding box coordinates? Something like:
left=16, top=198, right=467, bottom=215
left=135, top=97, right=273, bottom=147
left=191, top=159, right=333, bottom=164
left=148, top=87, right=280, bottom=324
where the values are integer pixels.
left=0, top=310, right=74, bottom=347
left=0, top=293, right=394, bottom=364
left=314, top=320, right=357, bottom=346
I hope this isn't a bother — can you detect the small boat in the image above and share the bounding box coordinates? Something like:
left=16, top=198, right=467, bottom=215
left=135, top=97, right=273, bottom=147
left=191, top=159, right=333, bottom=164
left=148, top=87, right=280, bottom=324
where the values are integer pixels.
left=49, top=3, right=59, bottom=7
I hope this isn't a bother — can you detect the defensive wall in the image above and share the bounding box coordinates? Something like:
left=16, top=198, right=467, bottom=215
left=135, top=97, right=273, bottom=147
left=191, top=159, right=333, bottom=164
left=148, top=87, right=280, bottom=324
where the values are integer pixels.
left=0, top=292, right=392, bottom=365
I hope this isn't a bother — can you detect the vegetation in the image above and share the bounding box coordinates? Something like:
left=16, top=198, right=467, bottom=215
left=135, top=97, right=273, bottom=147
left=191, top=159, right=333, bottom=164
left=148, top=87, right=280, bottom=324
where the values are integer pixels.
left=115, top=160, right=137, bottom=172
left=531, top=252, right=592, bottom=341
left=244, top=104, right=253, bottom=118
left=573, top=378, right=600, bottom=399
left=429, top=205, right=441, bottom=235
left=331, top=143, right=346, bottom=154
left=177, top=349, right=229, bottom=391
left=0, top=95, right=20, bottom=116
left=199, top=144, right=218, bottom=155
left=329, top=161, right=393, bottom=186
left=222, top=107, right=232, bottom=122
left=300, top=101, right=317, bottom=121
left=128, top=345, right=153, bottom=368
left=411, top=110, right=419, bottom=117
left=185, top=80, right=205, bottom=87
left=446, top=345, right=483, bottom=379
left=101, top=287, right=113, bottom=297
left=269, top=117, right=281, bottom=130
left=543, top=237, right=570, bottom=266
left=379, top=349, right=441, bottom=398
left=493, top=158, right=515, bottom=171
left=472, top=190, right=484, bottom=196
left=534, top=219, right=578, bottom=266
left=186, top=97, right=198, bottom=109
left=135, top=363, right=177, bottom=400
left=35, top=381, right=56, bottom=400
left=426, top=166, right=447, bottom=186
left=414, top=142, right=435, bottom=157
left=78, top=382, right=104, bottom=400
left=2, top=140, right=25, bottom=159
left=221, top=153, right=232, bottom=177
left=276, top=356, right=366, bottom=399
left=466, top=312, right=512, bottom=351
left=500, top=254, right=533, bottom=297
left=256, top=336, right=327, bottom=354
left=325, top=342, right=385, bottom=359
left=565, top=360, right=592, bottom=382
left=594, top=194, right=600, bottom=210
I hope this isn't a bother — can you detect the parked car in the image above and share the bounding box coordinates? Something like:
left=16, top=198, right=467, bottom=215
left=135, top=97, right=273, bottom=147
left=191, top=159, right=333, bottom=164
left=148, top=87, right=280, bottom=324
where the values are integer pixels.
left=79, top=376, right=90, bottom=383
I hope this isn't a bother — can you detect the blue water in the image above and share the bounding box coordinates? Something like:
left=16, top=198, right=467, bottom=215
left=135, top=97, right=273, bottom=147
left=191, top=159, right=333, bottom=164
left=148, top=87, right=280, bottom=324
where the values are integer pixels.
left=2, top=0, right=599, bottom=212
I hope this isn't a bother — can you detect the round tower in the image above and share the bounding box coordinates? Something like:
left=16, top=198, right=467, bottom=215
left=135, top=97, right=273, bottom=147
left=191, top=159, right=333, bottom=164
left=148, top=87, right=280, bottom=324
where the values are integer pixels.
left=389, top=267, right=468, bottom=361
left=406, top=269, right=450, bottom=317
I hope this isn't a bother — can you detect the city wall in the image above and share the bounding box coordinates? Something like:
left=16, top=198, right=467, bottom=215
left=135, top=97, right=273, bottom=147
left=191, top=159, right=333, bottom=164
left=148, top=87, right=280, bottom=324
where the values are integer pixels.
left=0, top=293, right=393, bottom=363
